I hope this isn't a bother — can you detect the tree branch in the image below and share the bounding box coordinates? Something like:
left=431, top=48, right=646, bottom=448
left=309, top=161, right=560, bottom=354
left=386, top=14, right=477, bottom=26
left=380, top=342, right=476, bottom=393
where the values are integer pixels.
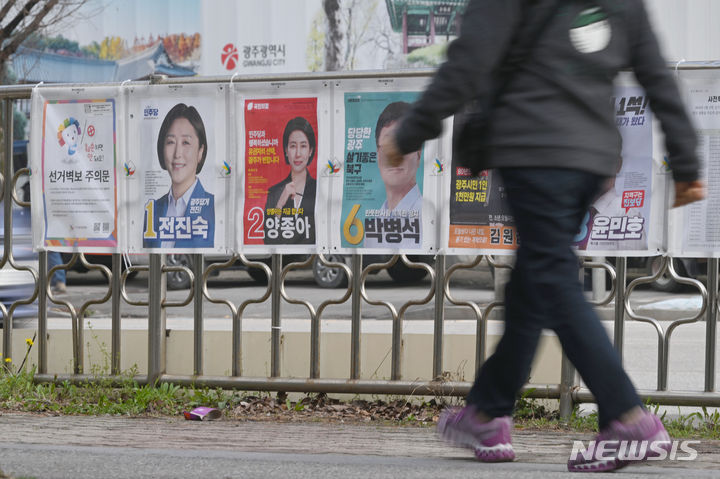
left=0, top=0, right=61, bottom=64
left=1, top=0, right=42, bottom=40
left=0, top=0, right=20, bottom=30
left=323, top=0, right=342, bottom=71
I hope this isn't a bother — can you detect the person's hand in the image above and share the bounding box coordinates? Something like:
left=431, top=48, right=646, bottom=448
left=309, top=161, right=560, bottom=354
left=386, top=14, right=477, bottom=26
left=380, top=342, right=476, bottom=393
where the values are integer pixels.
left=673, top=180, right=706, bottom=207
left=277, top=183, right=298, bottom=209
left=378, top=131, right=404, bottom=167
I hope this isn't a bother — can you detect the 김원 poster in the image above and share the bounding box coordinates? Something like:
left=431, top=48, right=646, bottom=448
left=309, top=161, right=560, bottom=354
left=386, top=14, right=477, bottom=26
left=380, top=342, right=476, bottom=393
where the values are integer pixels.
left=41, top=99, right=117, bottom=249
left=340, top=91, right=423, bottom=249
left=140, top=97, right=218, bottom=250
left=448, top=165, right=516, bottom=252
left=242, top=97, right=319, bottom=246
left=447, top=105, right=515, bottom=253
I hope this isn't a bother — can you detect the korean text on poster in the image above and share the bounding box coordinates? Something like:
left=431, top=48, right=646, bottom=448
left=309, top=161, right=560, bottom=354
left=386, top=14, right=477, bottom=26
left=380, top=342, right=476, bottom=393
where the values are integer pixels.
left=672, top=79, right=720, bottom=254
left=448, top=162, right=517, bottom=251
left=574, top=88, right=653, bottom=253
left=340, top=92, right=423, bottom=249
left=141, top=100, right=217, bottom=250
left=243, top=98, right=319, bottom=246
left=41, top=99, right=117, bottom=248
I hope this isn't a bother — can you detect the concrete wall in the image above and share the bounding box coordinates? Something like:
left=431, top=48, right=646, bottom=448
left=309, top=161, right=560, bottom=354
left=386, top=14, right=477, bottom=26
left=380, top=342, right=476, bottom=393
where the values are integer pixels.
left=1, top=319, right=563, bottom=388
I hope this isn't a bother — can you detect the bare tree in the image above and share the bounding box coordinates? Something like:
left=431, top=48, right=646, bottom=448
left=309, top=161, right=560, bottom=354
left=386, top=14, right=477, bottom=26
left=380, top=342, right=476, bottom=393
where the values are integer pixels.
left=0, top=0, right=92, bottom=80
left=323, top=0, right=342, bottom=71
left=322, top=0, right=398, bottom=71
left=341, top=0, right=379, bottom=70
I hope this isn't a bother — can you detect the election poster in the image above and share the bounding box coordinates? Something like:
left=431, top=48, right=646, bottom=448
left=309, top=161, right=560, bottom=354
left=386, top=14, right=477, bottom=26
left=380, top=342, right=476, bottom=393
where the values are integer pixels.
left=443, top=79, right=661, bottom=257
left=447, top=168, right=516, bottom=252
left=35, top=91, right=119, bottom=251
left=668, top=70, right=720, bottom=257
left=446, top=109, right=517, bottom=254
left=338, top=91, right=427, bottom=251
left=241, top=97, right=319, bottom=248
left=573, top=83, right=655, bottom=255
left=126, top=84, right=230, bottom=253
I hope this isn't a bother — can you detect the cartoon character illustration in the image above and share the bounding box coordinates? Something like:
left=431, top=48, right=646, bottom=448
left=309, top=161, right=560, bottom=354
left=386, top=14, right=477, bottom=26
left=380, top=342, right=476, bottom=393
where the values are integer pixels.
left=57, top=117, right=81, bottom=163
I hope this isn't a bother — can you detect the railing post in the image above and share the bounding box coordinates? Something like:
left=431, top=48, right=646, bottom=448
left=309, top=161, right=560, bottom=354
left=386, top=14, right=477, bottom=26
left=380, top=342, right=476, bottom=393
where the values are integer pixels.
left=2, top=99, right=13, bottom=364
left=271, top=254, right=281, bottom=378
left=706, top=257, right=718, bottom=392
left=147, top=254, right=166, bottom=384
left=111, top=253, right=122, bottom=375
left=350, top=253, right=362, bottom=379
left=38, top=252, right=48, bottom=374
left=559, top=352, right=576, bottom=422
left=592, top=256, right=606, bottom=302
left=613, top=257, right=627, bottom=362
left=433, top=255, right=445, bottom=379
left=192, top=254, right=204, bottom=376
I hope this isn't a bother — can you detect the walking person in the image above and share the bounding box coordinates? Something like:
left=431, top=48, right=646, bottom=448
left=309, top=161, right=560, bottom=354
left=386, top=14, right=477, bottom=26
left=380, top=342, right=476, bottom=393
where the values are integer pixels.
left=380, top=0, right=705, bottom=472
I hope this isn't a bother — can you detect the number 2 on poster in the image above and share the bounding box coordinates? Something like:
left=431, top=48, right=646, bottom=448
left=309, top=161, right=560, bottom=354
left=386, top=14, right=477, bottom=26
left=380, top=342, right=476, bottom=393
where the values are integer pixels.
left=247, top=206, right=265, bottom=239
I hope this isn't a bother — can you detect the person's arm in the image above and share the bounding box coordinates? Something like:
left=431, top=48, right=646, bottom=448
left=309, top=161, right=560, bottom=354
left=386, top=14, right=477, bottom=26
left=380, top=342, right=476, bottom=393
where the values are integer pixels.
left=394, top=0, right=523, bottom=154
left=628, top=1, right=699, bottom=183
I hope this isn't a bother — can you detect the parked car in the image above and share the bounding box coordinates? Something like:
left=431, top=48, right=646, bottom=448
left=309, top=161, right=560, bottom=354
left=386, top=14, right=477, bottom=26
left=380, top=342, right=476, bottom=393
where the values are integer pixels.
left=165, top=253, right=434, bottom=290
left=0, top=201, right=38, bottom=325
left=635, top=256, right=703, bottom=293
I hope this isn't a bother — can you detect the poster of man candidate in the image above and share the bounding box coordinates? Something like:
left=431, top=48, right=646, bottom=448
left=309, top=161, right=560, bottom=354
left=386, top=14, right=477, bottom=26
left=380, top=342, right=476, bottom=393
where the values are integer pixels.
left=340, top=91, right=425, bottom=250
left=242, top=97, right=319, bottom=248
left=573, top=84, right=654, bottom=255
left=135, top=88, right=226, bottom=252
left=39, top=95, right=118, bottom=251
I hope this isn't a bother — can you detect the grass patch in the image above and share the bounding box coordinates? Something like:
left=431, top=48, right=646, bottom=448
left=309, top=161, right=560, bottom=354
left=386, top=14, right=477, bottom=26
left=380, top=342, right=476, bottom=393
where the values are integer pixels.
left=0, top=368, right=718, bottom=440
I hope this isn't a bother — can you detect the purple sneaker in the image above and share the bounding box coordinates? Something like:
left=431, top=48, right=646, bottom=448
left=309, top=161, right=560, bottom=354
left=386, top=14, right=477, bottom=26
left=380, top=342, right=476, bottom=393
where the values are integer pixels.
left=437, top=405, right=515, bottom=462
left=567, top=411, right=672, bottom=472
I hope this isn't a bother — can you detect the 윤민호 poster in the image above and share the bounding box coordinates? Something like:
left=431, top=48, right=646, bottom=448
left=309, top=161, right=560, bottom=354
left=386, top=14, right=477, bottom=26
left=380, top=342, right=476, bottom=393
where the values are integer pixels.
left=242, top=98, right=318, bottom=247
left=130, top=85, right=229, bottom=252
left=573, top=84, right=654, bottom=255
left=39, top=96, right=118, bottom=250
left=340, top=91, right=424, bottom=250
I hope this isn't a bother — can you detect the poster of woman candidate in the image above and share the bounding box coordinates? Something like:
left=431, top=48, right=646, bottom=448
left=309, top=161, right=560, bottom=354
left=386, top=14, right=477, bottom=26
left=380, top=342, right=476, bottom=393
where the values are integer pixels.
left=126, top=84, right=230, bottom=253
left=31, top=87, right=120, bottom=252
left=333, top=87, right=441, bottom=254
left=241, top=97, right=319, bottom=249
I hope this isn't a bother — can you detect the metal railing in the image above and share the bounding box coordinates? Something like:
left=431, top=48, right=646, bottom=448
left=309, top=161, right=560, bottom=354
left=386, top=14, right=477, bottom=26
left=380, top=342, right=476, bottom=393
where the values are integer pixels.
left=2, top=74, right=719, bottom=419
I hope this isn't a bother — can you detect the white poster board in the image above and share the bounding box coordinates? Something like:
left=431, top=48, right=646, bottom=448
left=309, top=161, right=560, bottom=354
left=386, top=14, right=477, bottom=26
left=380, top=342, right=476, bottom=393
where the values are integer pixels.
left=30, top=86, right=123, bottom=253
left=669, top=69, right=720, bottom=257
left=326, top=76, right=442, bottom=255
left=125, top=84, right=232, bottom=254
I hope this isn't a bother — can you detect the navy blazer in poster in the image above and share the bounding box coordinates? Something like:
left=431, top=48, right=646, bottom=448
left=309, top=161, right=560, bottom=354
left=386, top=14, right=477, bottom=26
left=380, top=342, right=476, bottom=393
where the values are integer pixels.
left=143, top=179, right=215, bottom=249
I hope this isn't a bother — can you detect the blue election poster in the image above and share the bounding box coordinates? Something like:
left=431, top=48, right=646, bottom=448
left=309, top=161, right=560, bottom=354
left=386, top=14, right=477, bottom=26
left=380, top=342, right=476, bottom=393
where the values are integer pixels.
left=340, top=91, right=424, bottom=249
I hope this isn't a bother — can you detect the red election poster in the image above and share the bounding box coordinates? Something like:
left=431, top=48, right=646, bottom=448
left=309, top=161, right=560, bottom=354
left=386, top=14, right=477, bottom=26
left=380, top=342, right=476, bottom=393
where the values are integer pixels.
left=243, top=98, right=318, bottom=245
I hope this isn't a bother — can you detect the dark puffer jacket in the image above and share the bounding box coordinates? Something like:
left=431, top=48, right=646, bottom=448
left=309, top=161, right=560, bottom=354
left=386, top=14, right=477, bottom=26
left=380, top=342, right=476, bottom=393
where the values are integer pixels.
left=395, top=0, right=699, bottom=182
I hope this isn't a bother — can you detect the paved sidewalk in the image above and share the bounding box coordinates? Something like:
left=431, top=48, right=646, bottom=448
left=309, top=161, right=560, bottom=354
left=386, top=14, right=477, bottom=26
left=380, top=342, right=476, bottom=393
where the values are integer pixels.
left=0, top=413, right=718, bottom=478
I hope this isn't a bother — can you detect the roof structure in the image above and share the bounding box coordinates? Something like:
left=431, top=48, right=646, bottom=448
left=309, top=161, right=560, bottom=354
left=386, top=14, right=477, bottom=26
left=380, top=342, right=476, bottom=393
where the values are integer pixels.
left=385, top=0, right=468, bottom=36
left=11, top=42, right=196, bottom=84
